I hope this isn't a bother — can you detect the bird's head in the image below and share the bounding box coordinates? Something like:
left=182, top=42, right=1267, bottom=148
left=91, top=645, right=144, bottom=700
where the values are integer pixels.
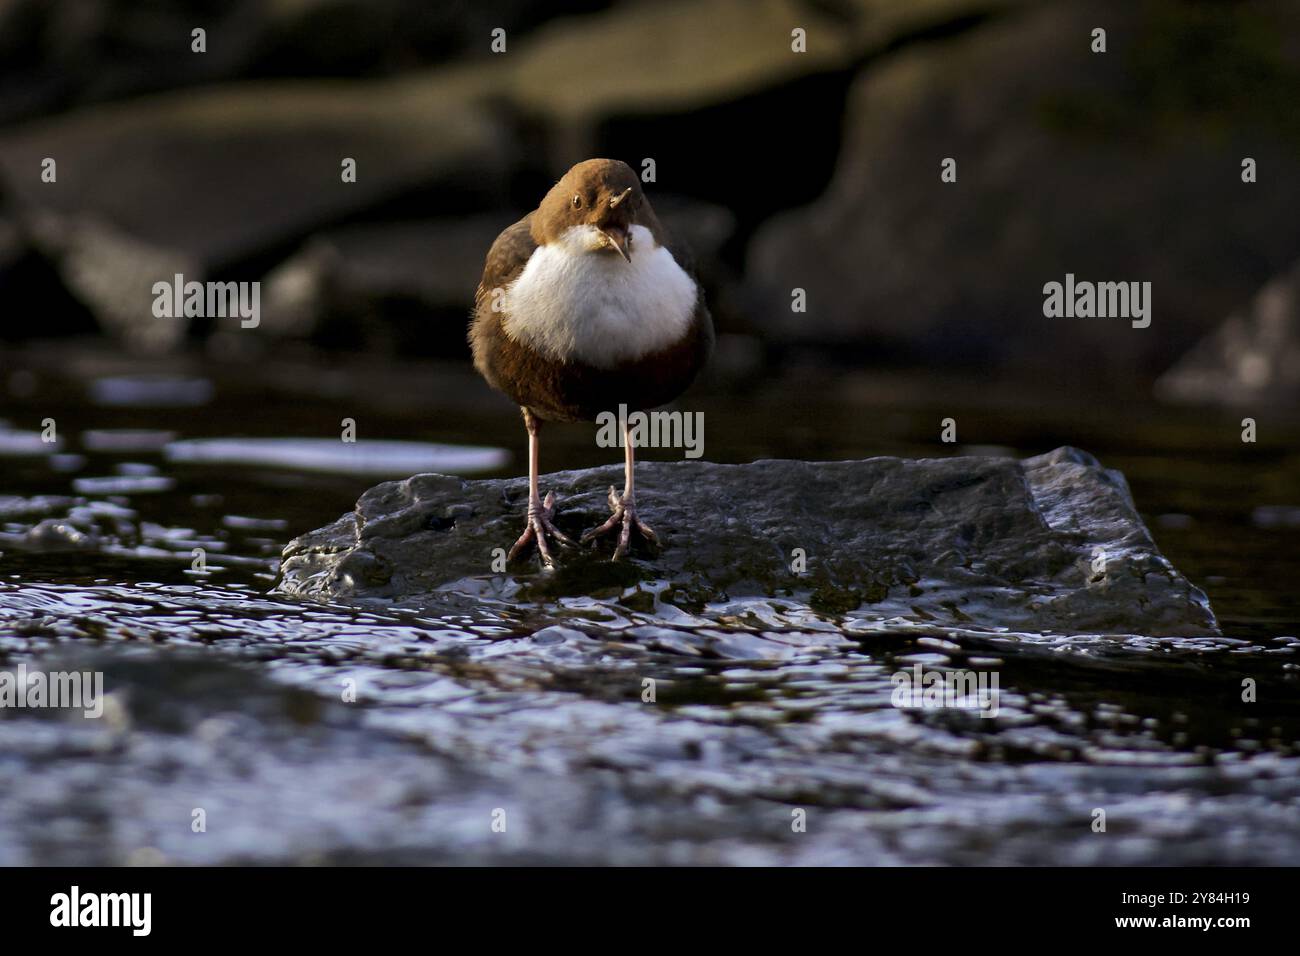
left=534, top=158, right=644, bottom=262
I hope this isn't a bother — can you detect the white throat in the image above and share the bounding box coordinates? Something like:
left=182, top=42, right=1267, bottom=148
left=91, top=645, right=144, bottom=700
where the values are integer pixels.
left=502, top=224, right=697, bottom=369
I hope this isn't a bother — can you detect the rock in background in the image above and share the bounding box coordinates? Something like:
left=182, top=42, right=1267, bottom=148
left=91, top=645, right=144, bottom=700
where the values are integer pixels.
left=1157, top=256, right=1300, bottom=408
left=0, top=0, right=606, bottom=125
left=0, top=72, right=512, bottom=350
left=746, top=0, right=1300, bottom=381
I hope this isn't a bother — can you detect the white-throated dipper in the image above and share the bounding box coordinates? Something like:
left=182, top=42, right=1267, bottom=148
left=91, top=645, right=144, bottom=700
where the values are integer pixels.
left=470, top=158, right=714, bottom=566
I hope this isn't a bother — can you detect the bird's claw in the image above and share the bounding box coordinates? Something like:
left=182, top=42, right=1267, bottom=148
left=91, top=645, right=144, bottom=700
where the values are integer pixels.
left=581, top=486, right=659, bottom=561
left=508, top=491, right=577, bottom=569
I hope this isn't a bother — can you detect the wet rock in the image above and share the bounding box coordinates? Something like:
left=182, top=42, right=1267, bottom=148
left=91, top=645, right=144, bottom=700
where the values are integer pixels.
left=0, top=497, right=220, bottom=564
left=276, top=446, right=1219, bottom=637
left=1156, top=257, right=1300, bottom=407
left=746, top=0, right=1300, bottom=379
left=23, top=517, right=102, bottom=552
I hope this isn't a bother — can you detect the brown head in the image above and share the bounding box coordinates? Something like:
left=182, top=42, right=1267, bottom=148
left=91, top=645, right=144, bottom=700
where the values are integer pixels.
left=531, top=158, right=644, bottom=261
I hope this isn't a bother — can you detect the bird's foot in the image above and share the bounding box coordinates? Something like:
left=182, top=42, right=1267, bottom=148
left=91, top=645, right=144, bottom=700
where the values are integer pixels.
left=581, top=486, right=659, bottom=561
left=507, top=491, right=577, bottom=569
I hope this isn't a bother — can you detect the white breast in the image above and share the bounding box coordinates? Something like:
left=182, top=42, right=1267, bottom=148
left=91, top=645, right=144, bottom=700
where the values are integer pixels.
left=502, top=224, right=697, bottom=369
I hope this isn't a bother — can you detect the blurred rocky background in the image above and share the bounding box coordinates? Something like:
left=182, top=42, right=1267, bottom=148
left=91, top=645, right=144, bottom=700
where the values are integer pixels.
left=1, top=0, right=1298, bottom=407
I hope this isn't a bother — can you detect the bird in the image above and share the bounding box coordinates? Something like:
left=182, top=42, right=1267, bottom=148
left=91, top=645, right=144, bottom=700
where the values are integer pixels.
left=469, top=158, right=714, bottom=567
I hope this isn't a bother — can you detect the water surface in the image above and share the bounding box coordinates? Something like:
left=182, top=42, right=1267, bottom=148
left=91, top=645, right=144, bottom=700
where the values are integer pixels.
left=1, top=350, right=1297, bottom=865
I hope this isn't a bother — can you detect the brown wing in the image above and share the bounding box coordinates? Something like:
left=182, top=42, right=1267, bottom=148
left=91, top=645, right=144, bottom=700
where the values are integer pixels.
left=473, top=213, right=536, bottom=312
left=469, top=214, right=536, bottom=392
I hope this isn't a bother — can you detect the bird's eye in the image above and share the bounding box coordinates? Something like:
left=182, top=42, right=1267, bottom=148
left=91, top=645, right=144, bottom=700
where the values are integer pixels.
left=571, top=194, right=583, bottom=209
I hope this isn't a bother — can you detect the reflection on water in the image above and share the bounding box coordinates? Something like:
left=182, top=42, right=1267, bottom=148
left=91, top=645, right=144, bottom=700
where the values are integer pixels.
left=164, top=438, right=510, bottom=476
left=2, top=577, right=1297, bottom=865
left=0, top=353, right=1297, bottom=864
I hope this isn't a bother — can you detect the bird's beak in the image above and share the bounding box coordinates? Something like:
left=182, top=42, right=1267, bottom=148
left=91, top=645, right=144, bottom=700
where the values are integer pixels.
left=601, top=226, right=632, bottom=262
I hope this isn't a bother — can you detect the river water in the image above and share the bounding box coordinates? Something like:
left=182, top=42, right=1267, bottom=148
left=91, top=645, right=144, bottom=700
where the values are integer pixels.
left=1, top=347, right=1297, bottom=865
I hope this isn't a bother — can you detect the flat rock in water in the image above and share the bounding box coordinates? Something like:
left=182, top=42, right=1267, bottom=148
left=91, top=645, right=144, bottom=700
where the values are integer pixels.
left=275, top=447, right=1218, bottom=637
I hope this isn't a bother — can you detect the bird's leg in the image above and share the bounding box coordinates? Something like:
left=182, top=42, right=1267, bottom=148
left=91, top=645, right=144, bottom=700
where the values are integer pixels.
left=507, top=408, right=577, bottom=568
left=582, top=421, right=659, bottom=561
